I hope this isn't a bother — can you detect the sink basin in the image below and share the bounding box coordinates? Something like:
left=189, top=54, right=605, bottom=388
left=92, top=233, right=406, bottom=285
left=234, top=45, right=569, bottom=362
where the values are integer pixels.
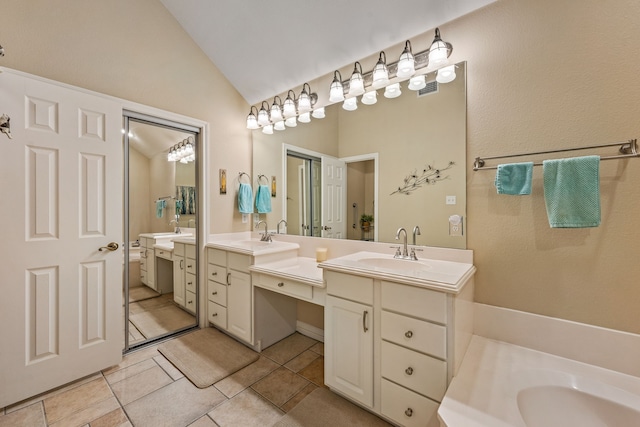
left=517, top=385, right=640, bottom=427
left=357, top=257, right=432, bottom=272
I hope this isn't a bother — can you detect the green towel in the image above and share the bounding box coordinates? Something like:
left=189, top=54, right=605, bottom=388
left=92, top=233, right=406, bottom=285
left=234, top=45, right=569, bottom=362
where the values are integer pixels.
left=495, top=162, right=533, bottom=195
left=543, top=155, right=600, bottom=228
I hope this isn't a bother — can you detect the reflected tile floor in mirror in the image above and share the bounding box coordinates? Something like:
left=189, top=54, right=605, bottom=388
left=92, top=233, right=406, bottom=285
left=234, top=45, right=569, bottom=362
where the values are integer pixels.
left=0, top=331, right=388, bottom=426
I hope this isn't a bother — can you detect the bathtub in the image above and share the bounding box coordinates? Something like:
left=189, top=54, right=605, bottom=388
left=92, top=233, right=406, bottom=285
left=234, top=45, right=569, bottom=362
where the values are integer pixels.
left=438, top=336, right=640, bottom=426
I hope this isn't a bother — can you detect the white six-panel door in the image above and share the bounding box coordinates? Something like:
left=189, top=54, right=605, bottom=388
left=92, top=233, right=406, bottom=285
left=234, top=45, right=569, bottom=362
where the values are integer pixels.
left=0, top=70, right=123, bottom=407
left=321, top=156, right=347, bottom=239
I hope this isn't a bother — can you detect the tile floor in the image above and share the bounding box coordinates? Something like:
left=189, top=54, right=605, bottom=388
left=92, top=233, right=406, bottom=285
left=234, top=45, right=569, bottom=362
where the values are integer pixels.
left=0, top=331, right=345, bottom=427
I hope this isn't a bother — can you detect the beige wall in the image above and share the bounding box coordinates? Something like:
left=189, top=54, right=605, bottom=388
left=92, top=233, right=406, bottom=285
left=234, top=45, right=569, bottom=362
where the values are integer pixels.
left=1, top=0, right=251, bottom=235
left=129, top=148, right=151, bottom=240
left=5, top=0, right=640, bottom=335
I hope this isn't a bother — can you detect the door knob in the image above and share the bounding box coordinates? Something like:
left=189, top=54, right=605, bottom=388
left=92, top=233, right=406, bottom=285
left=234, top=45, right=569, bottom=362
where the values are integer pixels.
left=322, top=226, right=332, bottom=230
left=99, top=242, right=119, bottom=252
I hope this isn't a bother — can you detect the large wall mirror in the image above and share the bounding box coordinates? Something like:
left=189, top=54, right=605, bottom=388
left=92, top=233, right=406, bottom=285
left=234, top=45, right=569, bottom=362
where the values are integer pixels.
left=253, top=61, right=466, bottom=249
left=124, top=113, right=199, bottom=349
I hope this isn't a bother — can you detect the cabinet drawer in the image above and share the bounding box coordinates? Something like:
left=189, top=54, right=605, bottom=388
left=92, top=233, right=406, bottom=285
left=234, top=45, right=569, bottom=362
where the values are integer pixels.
left=381, top=311, right=446, bottom=359
left=140, top=269, right=147, bottom=283
left=185, top=290, right=196, bottom=314
left=208, top=301, right=227, bottom=329
left=381, top=341, right=447, bottom=402
left=185, top=258, right=196, bottom=275
left=186, top=244, right=196, bottom=259
left=139, top=258, right=147, bottom=271
left=207, top=280, right=227, bottom=306
left=381, top=281, right=447, bottom=325
left=208, top=263, right=226, bottom=284
left=185, top=272, right=196, bottom=293
left=174, top=242, right=185, bottom=256
left=155, top=248, right=173, bottom=261
left=257, top=274, right=312, bottom=300
left=381, top=379, right=439, bottom=427
left=325, top=271, right=373, bottom=305
left=228, top=252, right=251, bottom=272
left=207, top=248, right=227, bottom=266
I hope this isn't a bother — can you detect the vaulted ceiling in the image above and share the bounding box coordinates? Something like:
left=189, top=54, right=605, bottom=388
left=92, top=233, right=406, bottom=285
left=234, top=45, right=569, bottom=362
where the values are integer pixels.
left=160, top=0, right=495, bottom=105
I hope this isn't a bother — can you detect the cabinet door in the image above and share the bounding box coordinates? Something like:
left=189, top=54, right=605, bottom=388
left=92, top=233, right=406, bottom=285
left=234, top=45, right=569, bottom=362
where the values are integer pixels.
left=146, top=246, right=156, bottom=289
left=227, top=270, right=252, bottom=343
left=173, top=254, right=185, bottom=307
left=325, top=295, right=373, bottom=408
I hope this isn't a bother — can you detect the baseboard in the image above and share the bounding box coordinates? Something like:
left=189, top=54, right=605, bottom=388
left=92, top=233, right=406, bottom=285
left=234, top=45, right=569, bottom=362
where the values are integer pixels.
left=296, top=320, right=324, bottom=342
left=474, top=303, right=640, bottom=378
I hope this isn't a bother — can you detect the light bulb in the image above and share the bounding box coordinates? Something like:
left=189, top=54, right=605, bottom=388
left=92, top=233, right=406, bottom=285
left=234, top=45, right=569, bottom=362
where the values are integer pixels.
left=361, top=91, right=377, bottom=105
left=408, top=75, right=426, bottom=91
left=384, top=83, right=402, bottom=99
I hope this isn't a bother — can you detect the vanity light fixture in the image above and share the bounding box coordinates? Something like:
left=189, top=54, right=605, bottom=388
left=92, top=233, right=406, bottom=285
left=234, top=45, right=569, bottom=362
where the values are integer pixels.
left=428, top=28, right=453, bottom=68
left=312, top=107, right=325, bottom=119
left=270, top=96, right=283, bottom=122
left=246, top=106, right=259, bottom=130
left=348, top=62, right=365, bottom=97
left=282, top=90, right=297, bottom=118
left=343, top=97, right=358, bottom=111
left=371, top=52, right=390, bottom=89
left=298, top=83, right=312, bottom=113
left=329, top=70, right=345, bottom=103
left=361, top=90, right=377, bottom=105
left=384, top=83, right=402, bottom=99
left=167, top=136, right=195, bottom=163
left=436, top=64, right=456, bottom=83
left=396, top=40, right=415, bottom=79
left=298, top=112, right=311, bottom=123
left=274, top=120, right=286, bottom=131
left=408, top=74, right=426, bottom=91
left=257, top=101, right=271, bottom=127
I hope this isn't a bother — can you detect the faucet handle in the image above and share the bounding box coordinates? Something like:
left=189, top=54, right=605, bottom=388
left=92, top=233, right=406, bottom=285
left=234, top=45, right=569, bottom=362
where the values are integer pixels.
left=390, top=246, right=402, bottom=258
left=409, top=247, right=423, bottom=260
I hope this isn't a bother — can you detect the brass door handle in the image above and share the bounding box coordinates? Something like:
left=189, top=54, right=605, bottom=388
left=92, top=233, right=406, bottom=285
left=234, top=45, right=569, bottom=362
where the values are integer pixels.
left=99, top=242, right=119, bottom=252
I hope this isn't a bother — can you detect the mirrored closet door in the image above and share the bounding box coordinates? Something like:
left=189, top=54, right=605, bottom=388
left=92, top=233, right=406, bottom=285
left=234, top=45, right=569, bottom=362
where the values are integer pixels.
left=123, top=112, right=200, bottom=351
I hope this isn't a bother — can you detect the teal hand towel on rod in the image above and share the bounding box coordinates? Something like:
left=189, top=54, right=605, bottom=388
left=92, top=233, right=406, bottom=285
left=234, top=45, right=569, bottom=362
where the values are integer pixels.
left=256, top=185, right=271, bottom=213
left=543, top=155, right=601, bottom=228
left=238, top=183, right=253, bottom=214
left=155, top=199, right=166, bottom=218
left=494, top=162, right=534, bottom=195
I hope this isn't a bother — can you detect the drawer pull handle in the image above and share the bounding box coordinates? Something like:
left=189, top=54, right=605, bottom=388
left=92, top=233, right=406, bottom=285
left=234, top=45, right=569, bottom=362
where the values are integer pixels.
left=277, top=282, right=284, bottom=287
left=180, top=260, right=184, bottom=270
left=187, top=264, right=193, bottom=268
left=405, top=408, right=413, bottom=417
left=212, top=291, right=218, bottom=296
left=405, top=367, right=414, bottom=375
left=363, top=310, right=369, bottom=332
left=405, top=331, right=413, bottom=338
left=187, top=300, right=193, bottom=305
left=211, top=312, right=217, bottom=317
left=227, top=272, right=231, bottom=285
left=211, top=271, right=217, bottom=276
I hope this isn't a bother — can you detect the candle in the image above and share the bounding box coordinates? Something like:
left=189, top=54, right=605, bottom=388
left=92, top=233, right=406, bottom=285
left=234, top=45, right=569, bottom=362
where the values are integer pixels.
left=316, top=247, right=328, bottom=262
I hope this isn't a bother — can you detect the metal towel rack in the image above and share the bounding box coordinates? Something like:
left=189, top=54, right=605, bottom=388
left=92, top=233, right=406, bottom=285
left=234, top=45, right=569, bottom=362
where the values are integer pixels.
left=257, top=174, right=269, bottom=184
left=473, top=139, right=639, bottom=171
left=238, top=172, right=251, bottom=183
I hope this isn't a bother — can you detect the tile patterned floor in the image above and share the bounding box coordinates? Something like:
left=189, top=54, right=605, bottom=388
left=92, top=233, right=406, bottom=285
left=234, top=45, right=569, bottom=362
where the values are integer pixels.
left=0, top=331, right=333, bottom=427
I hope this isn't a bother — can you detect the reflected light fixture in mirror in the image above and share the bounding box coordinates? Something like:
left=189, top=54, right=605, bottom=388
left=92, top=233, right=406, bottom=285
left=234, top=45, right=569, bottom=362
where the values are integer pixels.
left=285, top=116, right=297, bottom=127
left=246, top=106, right=259, bottom=129
left=408, top=74, right=426, bottom=91
left=343, top=97, right=358, bottom=111
left=298, top=83, right=312, bottom=113
left=372, top=52, right=389, bottom=89
left=167, top=136, right=195, bottom=163
left=348, top=62, right=365, bottom=97
left=312, top=107, right=325, bottom=119
left=283, top=90, right=297, bottom=118
left=270, top=96, right=283, bottom=122
left=298, top=112, right=311, bottom=123
left=361, top=90, right=377, bottom=105
left=397, top=40, right=416, bottom=78
left=329, top=70, right=345, bottom=102
left=437, top=64, right=457, bottom=83
left=274, top=120, right=286, bottom=131
left=262, top=124, right=274, bottom=134
left=384, top=83, right=402, bottom=99
left=257, top=101, right=270, bottom=126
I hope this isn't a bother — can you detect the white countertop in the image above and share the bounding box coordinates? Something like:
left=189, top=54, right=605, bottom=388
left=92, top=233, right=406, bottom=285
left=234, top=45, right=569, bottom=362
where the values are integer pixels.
left=319, top=251, right=475, bottom=293
left=206, top=239, right=299, bottom=256
left=249, top=257, right=325, bottom=288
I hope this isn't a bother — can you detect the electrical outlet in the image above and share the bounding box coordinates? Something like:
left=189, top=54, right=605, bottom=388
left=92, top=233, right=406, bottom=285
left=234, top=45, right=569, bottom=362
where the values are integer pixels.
left=450, top=223, right=463, bottom=236
left=446, top=195, right=456, bottom=205
left=242, top=213, right=248, bottom=224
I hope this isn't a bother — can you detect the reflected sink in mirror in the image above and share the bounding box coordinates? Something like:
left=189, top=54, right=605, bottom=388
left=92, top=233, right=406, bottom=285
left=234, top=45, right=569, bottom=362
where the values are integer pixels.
left=357, top=257, right=432, bottom=272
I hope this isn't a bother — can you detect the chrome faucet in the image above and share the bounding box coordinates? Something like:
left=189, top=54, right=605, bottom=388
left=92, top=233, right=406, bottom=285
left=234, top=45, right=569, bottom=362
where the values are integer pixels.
left=395, top=227, right=409, bottom=258
left=169, top=218, right=181, bottom=234
left=412, top=225, right=421, bottom=246
left=255, top=220, right=272, bottom=242
left=277, top=219, right=288, bottom=234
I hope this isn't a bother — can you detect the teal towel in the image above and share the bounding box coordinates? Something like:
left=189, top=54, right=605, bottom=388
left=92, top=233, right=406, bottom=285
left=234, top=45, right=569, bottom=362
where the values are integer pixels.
left=256, top=184, right=272, bottom=213
left=175, top=200, right=183, bottom=214
left=155, top=200, right=166, bottom=218
left=543, top=155, right=600, bottom=228
left=238, top=183, right=253, bottom=214
left=495, top=162, right=534, bottom=195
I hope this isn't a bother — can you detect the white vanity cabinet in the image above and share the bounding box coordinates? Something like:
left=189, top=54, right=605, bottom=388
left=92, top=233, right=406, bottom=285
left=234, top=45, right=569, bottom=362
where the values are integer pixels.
left=322, top=265, right=474, bottom=427
left=173, top=241, right=196, bottom=313
left=139, top=237, right=155, bottom=289
left=206, top=248, right=252, bottom=343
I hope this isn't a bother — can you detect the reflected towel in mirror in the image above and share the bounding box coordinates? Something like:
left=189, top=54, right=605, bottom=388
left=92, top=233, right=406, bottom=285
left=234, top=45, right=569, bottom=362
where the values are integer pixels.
left=156, top=199, right=166, bottom=218
left=256, top=185, right=271, bottom=213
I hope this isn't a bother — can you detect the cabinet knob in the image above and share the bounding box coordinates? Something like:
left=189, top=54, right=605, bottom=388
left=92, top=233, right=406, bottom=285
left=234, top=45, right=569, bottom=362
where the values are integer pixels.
left=212, top=291, right=218, bottom=296
left=188, top=281, right=193, bottom=285
left=211, top=312, right=217, bottom=317
left=405, top=367, right=414, bottom=375
left=187, top=300, right=193, bottom=305
left=405, top=408, right=413, bottom=417
left=187, top=264, right=193, bottom=268
left=211, top=271, right=217, bottom=276
left=405, top=330, right=413, bottom=338
left=277, top=282, right=284, bottom=287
